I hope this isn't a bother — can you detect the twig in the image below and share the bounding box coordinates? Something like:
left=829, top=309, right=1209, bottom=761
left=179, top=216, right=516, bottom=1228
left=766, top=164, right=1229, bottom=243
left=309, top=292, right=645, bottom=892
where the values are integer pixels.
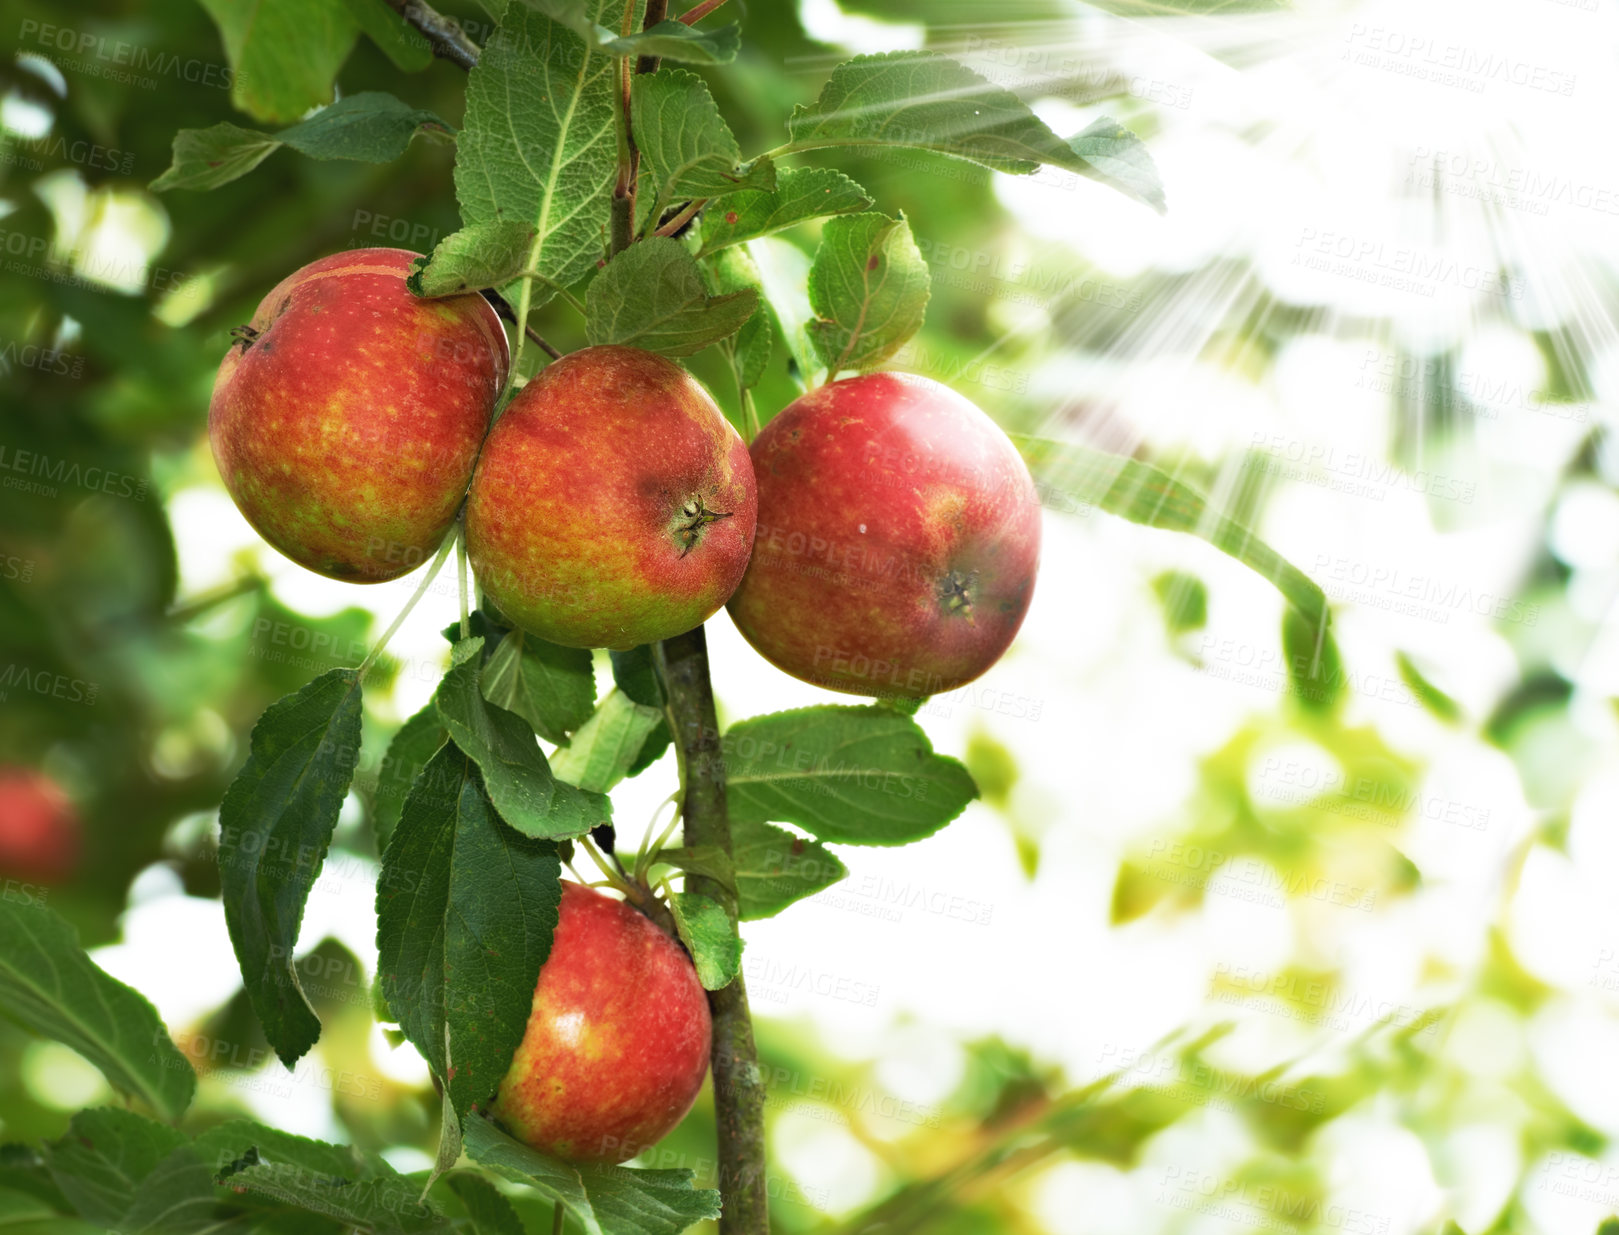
left=382, top=0, right=481, bottom=71
left=653, top=198, right=706, bottom=238
left=636, top=0, right=670, bottom=74
left=677, top=0, right=730, bottom=24
left=525, top=325, right=563, bottom=361
left=655, top=628, right=768, bottom=1234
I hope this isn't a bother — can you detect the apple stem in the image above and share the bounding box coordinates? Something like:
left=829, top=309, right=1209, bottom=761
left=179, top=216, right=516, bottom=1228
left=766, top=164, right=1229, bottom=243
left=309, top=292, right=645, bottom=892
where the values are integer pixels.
left=357, top=530, right=457, bottom=681
left=455, top=520, right=470, bottom=641
left=655, top=626, right=769, bottom=1234
left=551, top=1202, right=563, bottom=1235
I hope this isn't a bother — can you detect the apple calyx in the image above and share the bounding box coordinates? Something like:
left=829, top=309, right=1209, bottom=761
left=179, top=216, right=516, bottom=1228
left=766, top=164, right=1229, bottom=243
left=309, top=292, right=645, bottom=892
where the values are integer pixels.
left=228, top=324, right=261, bottom=352
left=673, top=495, right=733, bottom=558
left=938, top=568, right=979, bottom=618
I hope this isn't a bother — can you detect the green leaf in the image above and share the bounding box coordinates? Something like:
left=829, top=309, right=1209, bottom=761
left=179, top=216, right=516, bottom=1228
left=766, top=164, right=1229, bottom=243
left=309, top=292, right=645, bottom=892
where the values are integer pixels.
left=43, top=1110, right=187, bottom=1226
left=437, top=1, right=618, bottom=312
left=1396, top=651, right=1462, bottom=723
left=115, top=1144, right=218, bottom=1235
left=696, top=166, right=872, bottom=257
left=192, top=1121, right=371, bottom=1180
left=218, top=668, right=363, bottom=1066
left=610, top=646, right=672, bottom=775
left=651, top=845, right=735, bottom=887
left=585, top=238, right=757, bottom=357
left=342, top=0, right=434, bottom=71
left=429, top=1092, right=463, bottom=1193
left=223, top=1161, right=442, bottom=1232
left=149, top=124, right=279, bottom=193
left=1152, top=570, right=1208, bottom=635
left=461, top=1115, right=720, bottom=1235
left=1011, top=436, right=1330, bottom=631
left=748, top=237, right=816, bottom=388
left=153, top=93, right=450, bottom=192
left=373, top=705, right=449, bottom=853
left=445, top=1173, right=525, bottom=1235
left=198, top=0, right=362, bottom=125
left=1282, top=606, right=1343, bottom=714
left=550, top=691, right=667, bottom=794
left=666, top=893, right=741, bottom=990
left=433, top=639, right=609, bottom=839
left=481, top=628, right=597, bottom=746
left=806, top=212, right=930, bottom=377
left=605, top=20, right=740, bottom=64
left=1065, top=117, right=1166, bottom=216
left=0, top=902, right=195, bottom=1119
left=408, top=220, right=538, bottom=298
left=730, top=819, right=848, bottom=920
left=377, top=744, right=562, bottom=1117
left=784, top=50, right=1165, bottom=212
left=707, top=247, right=772, bottom=394
left=632, top=70, right=775, bottom=224
left=724, top=706, right=977, bottom=845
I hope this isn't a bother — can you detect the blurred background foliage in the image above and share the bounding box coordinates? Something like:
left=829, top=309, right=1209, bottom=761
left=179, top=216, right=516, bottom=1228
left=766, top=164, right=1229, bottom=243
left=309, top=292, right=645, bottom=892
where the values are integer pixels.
left=4, top=0, right=1618, bottom=1232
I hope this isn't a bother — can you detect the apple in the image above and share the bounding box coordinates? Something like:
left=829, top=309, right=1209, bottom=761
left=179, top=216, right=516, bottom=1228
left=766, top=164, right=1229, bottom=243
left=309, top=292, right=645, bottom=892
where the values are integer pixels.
left=209, top=247, right=509, bottom=583
left=0, top=768, right=80, bottom=884
left=727, top=372, right=1042, bottom=697
left=491, top=882, right=711, bottom=1163
left=465, top=345, right=756, bottom=649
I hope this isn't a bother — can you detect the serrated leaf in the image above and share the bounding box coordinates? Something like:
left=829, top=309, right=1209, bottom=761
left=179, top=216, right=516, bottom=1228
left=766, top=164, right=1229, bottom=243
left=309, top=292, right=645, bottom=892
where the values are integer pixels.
left=342, top=0, right=434, bottom=71
left=373, top=706, right=449, bottom=853
left=731, top=819, right=847, bottom=919
left=223, top=1162, right=442, bottom=1232
left=461, top=1116, right=720, bottom=1235
left=1011, top=435, right=1330, bottom=631
left=377, top=745, right=562, bottom=1116
left=723, top=706, right=977, bottom=845
left=0, top=902, right=195, bottom=1119
left=192, top=1121, right=371, bottom=1181
left=666, top=893, right=740, bottom=990
left=696, top=167, right=872, bottom=257
left=408, top=220, right=538, bottom=298
left=806, top=212, right=930, bottom=376
left=632, top=70, right=775, bottom=224
left=481, top=628, right=597, bottom=745
left=446, top=1173, right=525, bottom=1235
left=43, top=1110, right=187, bottom=1226
left=198, top=0, right=362, bottom=125
left=585, top=237, right=756, bottom=357
left=116, top=1145, right=218, bottom=1235
left=707, top=247, right=772, bottom=394
left=440, top=1, right=618, bottom=312
left=550, top=691, right=667, bottom=794
left=784, top=50, right=1164, bottom=212
left=1065, top=117, right=1165, bottom=215
left=149, top=124, right=279, bottom=193
left=219, top=668, right=363, bottom=1066
left=433, top=639, right=609, bottom=839
left=605, top=19, right=740, bottom=64
left=157, top=92, right=446, bottom=192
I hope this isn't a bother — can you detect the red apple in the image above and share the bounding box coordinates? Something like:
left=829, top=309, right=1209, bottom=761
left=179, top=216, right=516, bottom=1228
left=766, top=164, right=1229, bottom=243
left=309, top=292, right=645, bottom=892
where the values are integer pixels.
left=209, top=247, right=509, bottom=582
left=492, top=882, right=711, bottom=1163
left=0, top=768, right=80, bottom=884
left=728, top=372, right=1041, bottom=697
left=465, top=345, right=756, bottom=649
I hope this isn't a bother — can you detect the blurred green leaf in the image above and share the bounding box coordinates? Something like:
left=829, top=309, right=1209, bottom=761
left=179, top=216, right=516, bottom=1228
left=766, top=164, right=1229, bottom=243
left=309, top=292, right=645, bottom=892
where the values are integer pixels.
left=377, top=744, right=561, bottom=1119
left=605, top=20, right=740, bottom=63
left=1282, top=606, right=1343, bottom=714
left=1152, top=570, right=1209, bottom=635
left=198, top=0, right=362, bottom=124
left=784, top=51, right=1164, bottom=211
left=218, top=668, right=363, bottom=1067
left=0, top=899, right=195, bottom=1121
left=807, top=212, right=930, bottom=376
left=724, top=706, right=978, bottom=845
left=1014, top=436, right=1329, bottom=631
left=1396, top=651, right=1462, bottom=723
left=585, top=238, right=757, bottom=357
left=43, top=1110, right=186, bottom=1226
left=341, top=0, right=434, bottom=70
left=445, top=1172, right=526, bottom=1235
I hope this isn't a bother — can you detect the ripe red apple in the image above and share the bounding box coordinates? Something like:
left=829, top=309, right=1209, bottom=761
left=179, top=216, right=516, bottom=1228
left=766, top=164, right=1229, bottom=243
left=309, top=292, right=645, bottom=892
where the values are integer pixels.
left=0, top=768, right=80, bottom=884
left=465, top=345, right=756, bottom=649
left=728, top=372, right=1041, bottom=697
left=209, top=247, right=509, bottom=582
left=491, top=882, right=711, bottom=1163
